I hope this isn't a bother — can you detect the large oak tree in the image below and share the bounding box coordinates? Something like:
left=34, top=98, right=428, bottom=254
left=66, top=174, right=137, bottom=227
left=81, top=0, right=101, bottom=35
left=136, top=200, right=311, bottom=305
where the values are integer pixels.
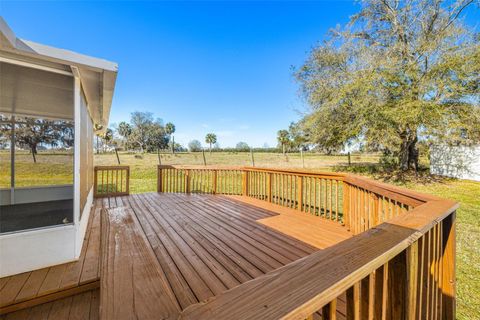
left=296, top=0, right=480, bottom=170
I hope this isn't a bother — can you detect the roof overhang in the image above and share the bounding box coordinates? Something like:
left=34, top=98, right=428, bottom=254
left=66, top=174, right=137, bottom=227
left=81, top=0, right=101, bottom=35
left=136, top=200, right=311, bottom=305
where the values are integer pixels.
left=0, top=16, right=118, bottom=133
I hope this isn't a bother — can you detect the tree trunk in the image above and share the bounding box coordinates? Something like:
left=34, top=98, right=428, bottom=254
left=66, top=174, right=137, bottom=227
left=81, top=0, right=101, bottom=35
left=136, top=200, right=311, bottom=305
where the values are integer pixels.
left=171, top=135, right=174, bottom=154
left=31, top=145, right=37, bottom=163
left=398, top=133, right=418, bottom=171
left=209, top=143, right=212, bottom=154
left=282, top=144, right=285, bottom=155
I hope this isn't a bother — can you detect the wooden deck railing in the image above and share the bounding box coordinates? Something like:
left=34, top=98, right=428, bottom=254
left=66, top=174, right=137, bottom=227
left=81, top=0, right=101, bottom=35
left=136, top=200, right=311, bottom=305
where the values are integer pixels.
left=94, top=166, right=130, bottom=198
left=158, top=165, right=243, bottom=195
left=158, top=165, right=457, bottom=319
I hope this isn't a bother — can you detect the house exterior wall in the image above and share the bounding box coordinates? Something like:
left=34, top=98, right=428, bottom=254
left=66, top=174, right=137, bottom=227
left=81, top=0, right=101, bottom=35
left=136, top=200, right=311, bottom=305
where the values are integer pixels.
left=430, top=145, right=480, bottom=181
left=79, top=90, right=94, bottom=216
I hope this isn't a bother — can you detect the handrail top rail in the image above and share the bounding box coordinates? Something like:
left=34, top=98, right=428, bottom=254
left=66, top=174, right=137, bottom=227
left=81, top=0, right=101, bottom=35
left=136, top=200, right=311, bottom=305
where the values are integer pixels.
left=157, top=165, right=443, bottom=205
left=178, top=199, right=458, bottom=320
left=94, top=165, right=130, bottom=170
left=344, top=174, right=441, bottom=204
left=241, top=166, right=346, bottom=178
left=158, top=164, right=242, bottom=170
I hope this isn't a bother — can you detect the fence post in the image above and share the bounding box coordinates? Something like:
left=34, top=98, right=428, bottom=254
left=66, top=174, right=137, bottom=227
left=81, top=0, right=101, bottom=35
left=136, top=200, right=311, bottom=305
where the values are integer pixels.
left=157, top=167, right=163, bottom=192
left=185, top=169, right=190, bottom=193
left=297, top=175, right=303, bottom=211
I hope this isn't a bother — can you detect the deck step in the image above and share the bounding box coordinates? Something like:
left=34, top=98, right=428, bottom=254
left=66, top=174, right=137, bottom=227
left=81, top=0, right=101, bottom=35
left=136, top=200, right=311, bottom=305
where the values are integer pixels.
left=0, top=281, right=99, bottom=316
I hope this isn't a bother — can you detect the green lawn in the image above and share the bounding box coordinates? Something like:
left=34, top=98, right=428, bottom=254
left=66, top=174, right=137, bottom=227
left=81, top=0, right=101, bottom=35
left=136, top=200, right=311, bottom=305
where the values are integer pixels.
left=403, top=179, right=480, bottom=319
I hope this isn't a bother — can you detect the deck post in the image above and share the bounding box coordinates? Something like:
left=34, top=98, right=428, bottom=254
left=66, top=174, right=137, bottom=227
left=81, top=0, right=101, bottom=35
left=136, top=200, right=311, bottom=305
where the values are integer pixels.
left=125, top=167, right=130, bottom=195
left=242, top=171, right=248, bottom=196
left=157, top=167, right=163, bottom=192
left=441, top=212, right=456, bottom=319
left=406, top=241, right=419, bottom=320
left=94, top=167, right=98, bottom=197
left=297, top=175, right=303, bottom=211
left=212, top=170, right=217, bottom=194
left=267, top=173, right=272, bottom=202
left=342, top=182, right=350, bottom=230
left=387, top=250, right=407, bottom=319
left=185, top=170, right=190, bottom=193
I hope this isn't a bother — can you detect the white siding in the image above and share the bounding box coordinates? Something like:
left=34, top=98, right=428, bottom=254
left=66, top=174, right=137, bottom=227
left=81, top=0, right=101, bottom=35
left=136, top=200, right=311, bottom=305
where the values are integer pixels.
left=430, top=145, right=480, bottom=181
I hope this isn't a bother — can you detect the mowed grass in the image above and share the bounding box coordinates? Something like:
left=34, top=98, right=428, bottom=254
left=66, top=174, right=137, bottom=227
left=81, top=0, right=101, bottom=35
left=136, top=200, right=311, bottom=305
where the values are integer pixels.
left=1, top=150, right=478, bottom=318
left=402, top=179, right=480, bottom=320
left=0, top=151, right=73, bottom=188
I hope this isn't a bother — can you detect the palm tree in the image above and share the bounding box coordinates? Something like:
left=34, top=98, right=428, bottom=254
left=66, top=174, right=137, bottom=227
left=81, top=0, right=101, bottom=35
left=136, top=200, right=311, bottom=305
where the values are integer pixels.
left=205, top=133, right=217, bottom=153
left=103, top=128, right=114, bottom=153
left=277, top=130, right=290, bottom=155
left=165, top=122, right=175, bottom=154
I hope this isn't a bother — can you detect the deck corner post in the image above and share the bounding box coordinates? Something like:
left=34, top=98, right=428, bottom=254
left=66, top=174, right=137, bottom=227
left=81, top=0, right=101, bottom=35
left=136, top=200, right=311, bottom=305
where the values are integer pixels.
left=406, top=241, right=419, bottom=320
left=441, top=211, right=456, bottom=320
left=157, top=167, right=163, bottom=193
left=125, top=167, right=130, bottom=195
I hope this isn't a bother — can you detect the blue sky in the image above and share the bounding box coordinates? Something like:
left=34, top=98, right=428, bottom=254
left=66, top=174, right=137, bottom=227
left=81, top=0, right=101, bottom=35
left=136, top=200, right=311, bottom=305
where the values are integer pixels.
left=1, top=1, right=479, bottom=147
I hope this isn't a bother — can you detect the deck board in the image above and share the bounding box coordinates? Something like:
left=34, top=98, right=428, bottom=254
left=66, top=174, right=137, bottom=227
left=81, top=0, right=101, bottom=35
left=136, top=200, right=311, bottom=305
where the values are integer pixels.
left=0, top=203, right=101, bottom=315
left=0, top=289, right=99, bottom=320
left=100, top=192, right=353, bottom=313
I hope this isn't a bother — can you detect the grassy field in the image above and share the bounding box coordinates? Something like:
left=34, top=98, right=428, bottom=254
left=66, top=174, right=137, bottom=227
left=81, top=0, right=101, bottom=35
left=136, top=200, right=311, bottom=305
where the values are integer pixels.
left=0, top=151, right=73, bottom=188
left=1, top=150, right=478, bottom=318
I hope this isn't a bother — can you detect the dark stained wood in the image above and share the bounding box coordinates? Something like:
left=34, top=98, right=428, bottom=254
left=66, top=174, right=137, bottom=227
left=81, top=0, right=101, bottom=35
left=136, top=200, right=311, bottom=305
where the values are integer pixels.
left=177, top=199, right=457, bottom=320
left=95, top=192, right=352, bottom=316
left=0, top=289, right=99, bottom=320
left=100, top=205, right=181, bottom=319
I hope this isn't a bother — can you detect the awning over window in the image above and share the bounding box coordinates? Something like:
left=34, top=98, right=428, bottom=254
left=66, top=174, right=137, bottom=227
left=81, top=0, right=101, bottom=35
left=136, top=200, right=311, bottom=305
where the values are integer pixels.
left=0, top=62, right=73, bottom=120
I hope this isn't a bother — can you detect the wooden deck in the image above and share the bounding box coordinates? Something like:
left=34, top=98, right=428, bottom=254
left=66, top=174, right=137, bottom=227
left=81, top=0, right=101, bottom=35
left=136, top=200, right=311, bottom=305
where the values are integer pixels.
left=1, top=192, right=354, bottom=319
left=99, top=192, right=352, bottom=317
left=0, top=200, right=101, bottom=316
